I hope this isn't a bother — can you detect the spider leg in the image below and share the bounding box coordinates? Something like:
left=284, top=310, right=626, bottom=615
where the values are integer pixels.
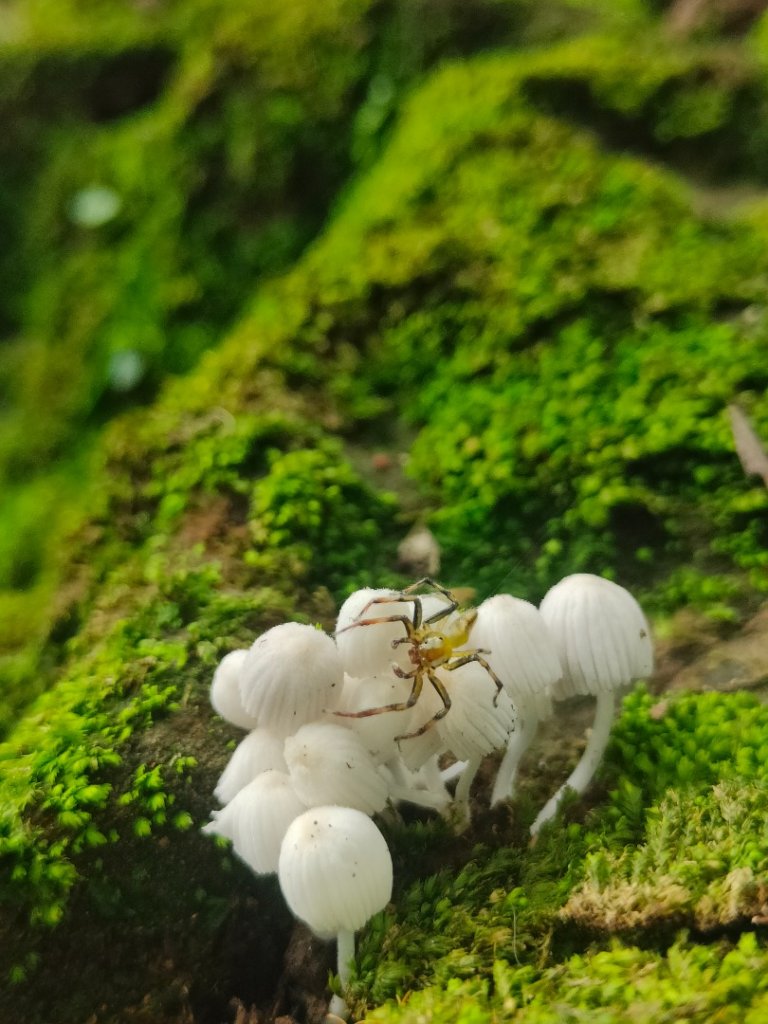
left=402, top=577, right=455, bottom=601
left=335, top=612, right=416, bottom=643
left=395, top=667, right=451, bottom=742
left=401, top=577, right=459, bottom=624
left=445, top=650, right=505, bottom=706
left=334, top=667, right=422, bottom=720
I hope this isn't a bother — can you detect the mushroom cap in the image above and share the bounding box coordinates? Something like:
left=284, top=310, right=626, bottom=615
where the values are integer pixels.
left=239, top=622, right=343, bottom=737
left=335, top=672, right=414, bottom=760
left=539, top=574, right=653, bottom=699
left=284, top=722, right=389, bottom=815
left=471, top=594, right=561, bottom=719
left=210, top=649, right=261, bottom=730
left=436, top=660, right=517, bottom=761
left=214, top=727, right=287, bottom=805
left=335, top=588, right=415, bottom=677
left=278, top=805, right=393, bottom=938
left=203, top=769, right=306, bottom=874
left=397, top=683, right=448, bottom=769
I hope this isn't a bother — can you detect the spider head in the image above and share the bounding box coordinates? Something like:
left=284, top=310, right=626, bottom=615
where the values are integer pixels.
left=420, top=633, right=445, bottom=653
left=412, top=631, right=448, bottom=666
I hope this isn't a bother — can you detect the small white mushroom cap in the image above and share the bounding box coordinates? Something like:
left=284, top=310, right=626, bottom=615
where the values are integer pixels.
left=335, top=588, right=415, bottom=676
left=397, top=682, right=448, bottom=770
left=539, top=574, right=653, bottom=699
left=471, top=594, right=562, bottom=719
left=335, top=673, right=414, bottom=760
left=239, top=622, right=344, bottom=737
left=284, top=722, right=389, bottom=815
left=278, top=806, right=393, bottom=939
left=210, top=649, right=261, bottom=730
left=202, top=769, right=306, bottom=874
left=214, top=727, right=288, bottom=805
left=436, top=661, right=517, bottom=761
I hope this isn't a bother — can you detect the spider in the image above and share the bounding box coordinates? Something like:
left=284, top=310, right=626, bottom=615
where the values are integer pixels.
left=334, top=577, right=504, bottom=742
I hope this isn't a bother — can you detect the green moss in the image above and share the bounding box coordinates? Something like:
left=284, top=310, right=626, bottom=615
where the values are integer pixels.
left=547, top=688, right=768, bottom=933
left=4, top=6, right=768, bottom=1014
left=605, top=687, right=768, bottom=808
left=351, top=824, right=587, bottom=1010
left=4, top=6, right=768, bottom=664
left=316, top=47, right=768, bottom=608
left=362, top=933, right=768, bottom=1024
left=346, top=685, right=768, bottom=1015
left=0, top=0, right=364, bottom=479
left=0, top=0, right=532, bottom=488
left=0, top=554, right=298, bottom=978
left=247, top=444, right=399, bottom=593
left=565, top=779, right=768, bottom=932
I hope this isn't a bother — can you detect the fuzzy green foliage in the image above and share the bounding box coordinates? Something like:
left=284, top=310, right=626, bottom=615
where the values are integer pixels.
left=4, top=8, right=768, bottom=648
left=558, top=688, right=768, bottom=931
left=246, top=39, right=768, bottom=611
left=4, top=4, right=768, bottom=1015
left=247, top=444, right=399, bottom=593
left=3, top=1, right=768, bottom=622
left=0, top=556, right=293, bottom=972
left=0, top=427, right=396, bottom=964
left=362, top=932, right=768, bottom=1024
left=0, top=1, right=541, bottom=701
left=0, top=0, right=373, bottom=486
left=333, top=50, right=768, bottom=604
left=0, top=0, right=532, bottom=599
left=605, top=687, right=768, bottom=808
left=566, top=779, right=768, bottom=932
left=351, top=824, right=587, bottom=1010
left=125, top=407, right=328, bottom=542
left=345, top=686, right=768, bottom=1018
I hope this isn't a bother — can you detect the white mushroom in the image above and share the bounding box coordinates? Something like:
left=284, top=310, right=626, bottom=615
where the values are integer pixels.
left=470, top=595, right=562, bottom=805
left=202, top=770, right=306, bottom=873
left=335, top=673, right=415, bottom=762
left=334, top=588, right=415, bottom=676
left=239, top=622, right=343, bottom=737
left=284, top=722, right=389, bottom=815
left=278, top=806, right=393, bottom=1018
left=210, top=649, right=260, bottom=730
left=396, top=682, right=448, bottom=771
left=333, top=674, right=451, bottom=810
left=435, top=660, right=517, bottom=826
left=531, top=573, right=653, bottom=836
left=214, top=727, right=287, bottom=805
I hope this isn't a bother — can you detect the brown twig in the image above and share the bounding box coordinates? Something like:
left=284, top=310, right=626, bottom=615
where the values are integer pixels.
left=728, top=404, right=768, bottom=489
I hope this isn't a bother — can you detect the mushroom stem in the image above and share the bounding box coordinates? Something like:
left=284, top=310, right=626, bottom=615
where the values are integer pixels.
left=384, top=756, right=410, bottom=788
left=382, top=757, right=451, bottom=811
left=530, top=691, right=615, bottom=836
left=440, top=759, right=469, bottom=785
left=490, top=711, right=540, bottom=806
left=452, top=754, right=481, bottom=829
left=387, top=781, right=450, bottom=811
left=329, top=928, right=355, bottom=1019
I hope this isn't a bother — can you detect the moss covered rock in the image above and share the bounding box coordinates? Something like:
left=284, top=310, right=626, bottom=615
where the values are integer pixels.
left=3, top=1, right=768, bottom=1020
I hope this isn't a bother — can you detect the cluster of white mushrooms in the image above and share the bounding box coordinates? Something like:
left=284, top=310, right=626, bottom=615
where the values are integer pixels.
left=203, top=573, right=653, bottom=1017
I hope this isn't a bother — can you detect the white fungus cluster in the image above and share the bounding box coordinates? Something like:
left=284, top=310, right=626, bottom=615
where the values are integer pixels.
left=202, top=574, right=653, bottom=1017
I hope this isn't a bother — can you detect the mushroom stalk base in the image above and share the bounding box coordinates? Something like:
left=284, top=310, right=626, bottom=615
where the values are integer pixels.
left=452, top=755, right=481, bottom=830
left=384, top=757, right=451, bottom=811
left=330, top=929, right=355, bottom=1019
left=530, top=690, right=615, bottom=836
left=491, top=712, right=539, bottom=806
